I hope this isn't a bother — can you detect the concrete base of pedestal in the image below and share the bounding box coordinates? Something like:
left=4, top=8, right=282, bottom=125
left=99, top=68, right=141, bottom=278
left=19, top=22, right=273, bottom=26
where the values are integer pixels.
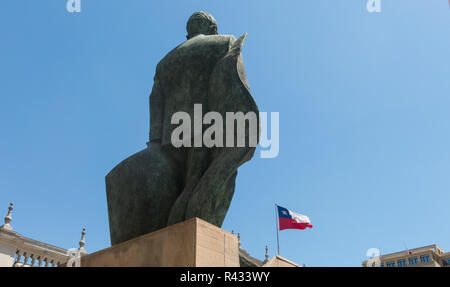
left=81, top=218, right=239, bottom=267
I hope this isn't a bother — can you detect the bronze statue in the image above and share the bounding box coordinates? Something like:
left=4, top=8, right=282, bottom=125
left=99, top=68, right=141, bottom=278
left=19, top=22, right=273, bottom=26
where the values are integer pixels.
left=106, top=12, right=259, bottom=245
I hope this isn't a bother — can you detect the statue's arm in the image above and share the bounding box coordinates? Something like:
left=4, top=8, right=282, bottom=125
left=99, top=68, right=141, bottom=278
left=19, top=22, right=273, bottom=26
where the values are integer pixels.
left=149, top=75, right=164, bottom=142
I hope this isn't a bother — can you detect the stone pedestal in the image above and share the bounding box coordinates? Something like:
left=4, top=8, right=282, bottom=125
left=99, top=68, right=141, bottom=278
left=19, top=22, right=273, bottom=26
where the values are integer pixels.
left=81, top=218, right=239, bottom=267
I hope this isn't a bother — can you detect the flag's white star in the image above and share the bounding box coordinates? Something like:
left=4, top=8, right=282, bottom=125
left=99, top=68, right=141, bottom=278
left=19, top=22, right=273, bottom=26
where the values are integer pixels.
left=282, top=211, right=288, bottom=215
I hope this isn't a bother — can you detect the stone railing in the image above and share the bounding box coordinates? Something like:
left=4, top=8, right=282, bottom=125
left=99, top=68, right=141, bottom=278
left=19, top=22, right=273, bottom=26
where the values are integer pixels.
left=0, top=202, right=86, bottom=267
left=1, top=228, right=69, bottom=267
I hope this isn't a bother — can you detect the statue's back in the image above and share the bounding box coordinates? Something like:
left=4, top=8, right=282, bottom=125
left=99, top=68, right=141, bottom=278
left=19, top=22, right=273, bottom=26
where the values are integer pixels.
left=155, top=34, right=235, bottom=146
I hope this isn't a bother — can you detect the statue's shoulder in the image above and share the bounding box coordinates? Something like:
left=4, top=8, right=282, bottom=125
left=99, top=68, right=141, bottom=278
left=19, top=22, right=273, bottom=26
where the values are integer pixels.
left=156, top=35, right=236, bottom=73
left=183, top=34, right=236, bottom=46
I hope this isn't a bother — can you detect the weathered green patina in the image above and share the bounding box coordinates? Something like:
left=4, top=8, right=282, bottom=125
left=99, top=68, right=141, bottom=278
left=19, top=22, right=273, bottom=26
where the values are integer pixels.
left=106, top=12, right=259, bottom=245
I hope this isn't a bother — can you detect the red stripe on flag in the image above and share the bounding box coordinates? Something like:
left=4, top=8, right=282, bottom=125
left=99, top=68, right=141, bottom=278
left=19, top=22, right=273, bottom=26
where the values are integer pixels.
left=279, top=217, right=313, bottom=231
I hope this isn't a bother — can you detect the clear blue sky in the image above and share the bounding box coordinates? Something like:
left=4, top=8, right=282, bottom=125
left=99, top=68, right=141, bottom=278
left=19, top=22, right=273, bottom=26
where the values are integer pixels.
left=1, top=0, right=449, bottom=267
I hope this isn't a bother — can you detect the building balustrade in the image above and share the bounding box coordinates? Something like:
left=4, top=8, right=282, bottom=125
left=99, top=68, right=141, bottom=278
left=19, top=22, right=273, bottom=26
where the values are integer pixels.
left=0, top=202, right=86, bottom=267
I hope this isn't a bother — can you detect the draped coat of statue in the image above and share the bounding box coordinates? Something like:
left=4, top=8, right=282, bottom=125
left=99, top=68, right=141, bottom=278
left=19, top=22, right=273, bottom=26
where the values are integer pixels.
left=106, top=12, right=259, bottom=245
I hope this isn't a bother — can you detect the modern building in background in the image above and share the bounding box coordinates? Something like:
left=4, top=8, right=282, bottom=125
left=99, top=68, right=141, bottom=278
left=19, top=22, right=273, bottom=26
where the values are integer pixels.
left=363, top=244, right=450, bottom=267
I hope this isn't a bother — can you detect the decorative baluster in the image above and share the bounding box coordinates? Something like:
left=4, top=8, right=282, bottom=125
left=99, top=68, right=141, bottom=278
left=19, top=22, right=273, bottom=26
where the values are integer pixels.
left=79, top=228, right=86, bottom=253
left=30, top=254, right=36, bottom=267
left=14, top=250, right=22, bottom=267
left=44, top=258, right=49, bottom=267
left=1, top=202, right=14, bottom=230
left=23, top=252, right=29, bottom=267
left=37, top=256, right=43, bottom=267
left=49, top=259, right=54, bottom=267
left=263, top=245, right=269, bottom=264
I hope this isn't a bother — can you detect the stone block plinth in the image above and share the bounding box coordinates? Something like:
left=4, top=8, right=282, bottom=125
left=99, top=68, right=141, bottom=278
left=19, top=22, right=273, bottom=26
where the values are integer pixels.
left=81, top=218, right=239, bottom=267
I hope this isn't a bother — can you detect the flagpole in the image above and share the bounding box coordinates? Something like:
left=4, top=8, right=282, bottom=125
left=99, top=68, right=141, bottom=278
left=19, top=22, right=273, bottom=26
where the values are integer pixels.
left=275, top=204, right=280, bottom=255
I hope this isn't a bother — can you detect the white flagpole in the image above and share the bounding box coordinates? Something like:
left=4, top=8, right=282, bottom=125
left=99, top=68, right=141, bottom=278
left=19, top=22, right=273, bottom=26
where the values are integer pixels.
left=275, top=204, right=280, bottom=255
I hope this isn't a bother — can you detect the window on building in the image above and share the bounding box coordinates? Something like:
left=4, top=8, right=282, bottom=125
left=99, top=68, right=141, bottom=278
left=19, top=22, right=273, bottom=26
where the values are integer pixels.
left=408, top=257, right=418, bottom=265
left=386, top=261, right=395, bottom=267
left=397, top=259, right=406, bottom=267
left=443, top=258, right=450, bottom=266
left=420, top=255, right=430, bottom=263
left=380, top=263, right=384, bottom=267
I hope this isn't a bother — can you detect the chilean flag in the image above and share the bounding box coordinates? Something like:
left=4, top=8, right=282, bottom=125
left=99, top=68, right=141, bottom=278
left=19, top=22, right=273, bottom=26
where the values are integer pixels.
left=277, top=205, right=313, bottom=231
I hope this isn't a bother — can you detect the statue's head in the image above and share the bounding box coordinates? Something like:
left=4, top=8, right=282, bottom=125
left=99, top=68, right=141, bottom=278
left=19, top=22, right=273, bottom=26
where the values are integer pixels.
left=186, top=11, right=218, bottom=40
